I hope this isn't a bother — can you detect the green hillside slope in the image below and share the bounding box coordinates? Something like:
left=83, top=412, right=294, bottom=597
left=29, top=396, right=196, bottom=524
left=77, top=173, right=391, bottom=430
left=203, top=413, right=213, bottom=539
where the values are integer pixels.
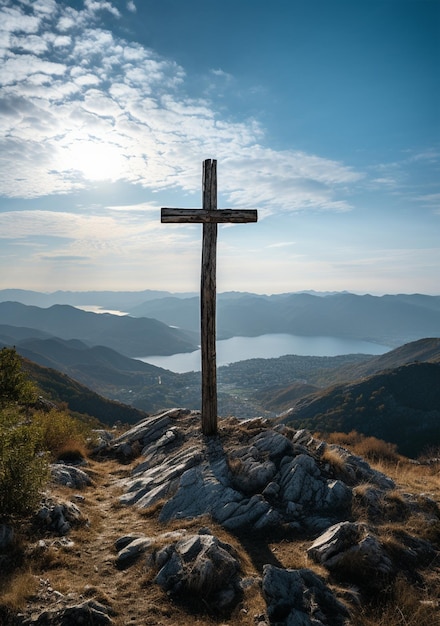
left=279, top=361, right=440, bottom=457
left=22, top=358, right=148, bottom=426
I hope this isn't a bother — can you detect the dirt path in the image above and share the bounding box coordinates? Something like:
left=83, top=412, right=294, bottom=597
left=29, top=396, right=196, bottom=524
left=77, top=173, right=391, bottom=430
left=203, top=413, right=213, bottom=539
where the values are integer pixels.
left=24, top=458, right=194, bottom=625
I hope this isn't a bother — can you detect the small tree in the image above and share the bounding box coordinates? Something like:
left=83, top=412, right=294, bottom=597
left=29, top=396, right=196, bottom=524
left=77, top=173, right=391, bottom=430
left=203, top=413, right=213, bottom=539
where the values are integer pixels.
left=0, top=348, right=46, bottom=518
left=0, top=347, right=37, bottom=406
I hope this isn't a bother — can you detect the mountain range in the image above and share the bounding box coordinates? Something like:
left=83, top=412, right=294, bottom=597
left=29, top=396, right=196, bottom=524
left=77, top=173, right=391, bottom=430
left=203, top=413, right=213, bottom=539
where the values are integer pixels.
left=0, top=288, right=196, bottom=309
left=2, top=289, right=439, bottom=348
left=0, top=301, right=197, bottom=357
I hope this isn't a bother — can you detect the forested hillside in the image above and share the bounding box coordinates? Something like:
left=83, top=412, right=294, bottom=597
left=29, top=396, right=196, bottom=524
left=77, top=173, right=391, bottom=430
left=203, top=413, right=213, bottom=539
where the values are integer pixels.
left=279, top=361, right=440, bottom=457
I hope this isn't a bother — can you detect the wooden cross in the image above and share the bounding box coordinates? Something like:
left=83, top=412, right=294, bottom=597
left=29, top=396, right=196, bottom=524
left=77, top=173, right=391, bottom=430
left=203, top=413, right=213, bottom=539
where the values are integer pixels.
left=161, top=159, right=258, bottom=436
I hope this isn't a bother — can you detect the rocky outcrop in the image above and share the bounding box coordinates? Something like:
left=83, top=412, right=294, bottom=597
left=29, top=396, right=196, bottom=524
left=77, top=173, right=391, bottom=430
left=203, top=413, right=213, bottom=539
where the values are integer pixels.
left=110, top=410, right=393, bottom=534
left=108, top=408, right=184, bottom=460
left=12, top=409, right=437, bottom=626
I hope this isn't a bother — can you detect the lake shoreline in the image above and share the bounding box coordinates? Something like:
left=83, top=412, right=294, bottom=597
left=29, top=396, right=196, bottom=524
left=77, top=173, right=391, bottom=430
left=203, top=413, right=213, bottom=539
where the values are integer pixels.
left=135, top=333, right=391, bottom=374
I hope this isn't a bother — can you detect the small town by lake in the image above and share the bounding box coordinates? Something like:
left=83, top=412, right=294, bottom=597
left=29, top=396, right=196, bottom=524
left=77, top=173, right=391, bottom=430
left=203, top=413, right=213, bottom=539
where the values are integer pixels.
left=136, top=333, right=390, bottom=373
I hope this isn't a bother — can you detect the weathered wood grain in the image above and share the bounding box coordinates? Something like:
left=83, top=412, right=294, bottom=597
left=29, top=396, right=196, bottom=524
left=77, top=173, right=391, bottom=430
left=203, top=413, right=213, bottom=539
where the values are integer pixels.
left=161, top=208, right=258, bottom=223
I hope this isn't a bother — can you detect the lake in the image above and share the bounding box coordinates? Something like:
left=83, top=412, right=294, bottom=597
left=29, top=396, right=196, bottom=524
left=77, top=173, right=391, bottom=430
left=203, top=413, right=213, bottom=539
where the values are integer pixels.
left=136, top=333, right=390, bottom=373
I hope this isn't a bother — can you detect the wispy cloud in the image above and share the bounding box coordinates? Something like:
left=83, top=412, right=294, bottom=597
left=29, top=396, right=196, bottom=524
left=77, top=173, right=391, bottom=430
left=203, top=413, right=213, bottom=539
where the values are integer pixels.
left=267, top=241, right=297, bottom=249
left=418, top=194, right=440, bottom=214
left=0, top=210, right=143, bottom=239
left=0, top=0, right=363, bottom=214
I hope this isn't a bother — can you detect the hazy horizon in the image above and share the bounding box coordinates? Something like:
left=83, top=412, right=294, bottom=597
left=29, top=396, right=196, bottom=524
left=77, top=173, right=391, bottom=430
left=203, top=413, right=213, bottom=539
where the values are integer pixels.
left=1, top=1, right=438, bottom=295
left=1, top=287, right=439, bottom=299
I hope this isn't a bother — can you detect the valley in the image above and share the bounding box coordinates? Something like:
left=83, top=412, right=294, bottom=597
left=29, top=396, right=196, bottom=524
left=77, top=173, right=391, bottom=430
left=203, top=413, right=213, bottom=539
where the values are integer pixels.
left=0, top=290, right=439, bottom=457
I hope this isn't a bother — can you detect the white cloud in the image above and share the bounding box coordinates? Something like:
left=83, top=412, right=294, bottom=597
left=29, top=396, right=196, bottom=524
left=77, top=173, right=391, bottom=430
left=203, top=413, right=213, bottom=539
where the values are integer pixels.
left=0, top=54, right=66, bottom=85
left=0, top=6, right=40, bottom=35
left=57, top=15, right=77, bottom=32
left=51, top=34, right=71, bottom=48
left=0, top=208, right=164, bottom=243
left=31, top=1, right=59, bottom=17
left=10, top=33, right=49, bottom=54
left=210, top=68, right=233, bottom=81
left=0, top=0, right=363, bottom=214
left=84, top=1, right=121, bottom=19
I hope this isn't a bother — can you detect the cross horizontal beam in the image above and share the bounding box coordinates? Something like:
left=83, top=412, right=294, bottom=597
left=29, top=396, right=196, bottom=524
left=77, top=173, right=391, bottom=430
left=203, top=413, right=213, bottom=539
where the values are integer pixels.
left=161, top=208, right=258, bottom=224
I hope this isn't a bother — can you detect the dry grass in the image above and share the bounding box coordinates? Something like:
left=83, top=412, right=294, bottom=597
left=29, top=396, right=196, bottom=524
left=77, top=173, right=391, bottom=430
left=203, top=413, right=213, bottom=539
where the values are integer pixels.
left=0, top=570, right=37, bottom=610
left=55, top=438, right=89, bottom=463
left=352, top=455, right=440, bottom=625
left=226, top=455, right=244, bottom=476
left=321, top=431, right=401, bottom=465
left=351, top=575, right=440, bottom=626
left=321, top=446, right=349, bottom=477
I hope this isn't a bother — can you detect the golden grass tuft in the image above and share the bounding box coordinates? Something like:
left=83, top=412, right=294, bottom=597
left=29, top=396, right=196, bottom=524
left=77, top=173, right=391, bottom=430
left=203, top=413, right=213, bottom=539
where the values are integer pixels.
left=226, top=455, right=243, bottom=475
left=321, top=446, right=348, bottom=474
left=55, top=438, right=89, bottom=463
left=321, top=430, right=401, bottom=465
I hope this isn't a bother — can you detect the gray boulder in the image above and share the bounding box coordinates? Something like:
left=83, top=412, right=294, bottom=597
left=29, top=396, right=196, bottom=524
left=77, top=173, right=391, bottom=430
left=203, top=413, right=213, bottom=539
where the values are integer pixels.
left=36, top=497, right=86, bottom=535
left=307, top=521, right=394, bottom=581
left=115, top=536, right=154, bottom=568
left=116, top=528, right=243, bottom=612
left=120, top=443, right=204, bottom=508
left=91, top=429, right=114, bottom=453
left=110, top=408, right=187, bottom=459
left=115, top=530, right=186, bottom=569
left=228, top=446, right=277, bottom=494
left=262, top=564, right=350, bottom=625
left=151, top=530, right=242, bottom=611
left=50, top=463, right=92, bottom=489
left=326, top=444, right=395, bottom=490
left=280, top=454, right=352, bottom=514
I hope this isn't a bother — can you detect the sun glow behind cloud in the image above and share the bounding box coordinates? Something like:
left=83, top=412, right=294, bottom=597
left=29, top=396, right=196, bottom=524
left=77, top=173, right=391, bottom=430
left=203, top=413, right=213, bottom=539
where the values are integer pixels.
left=58, top=139, right=128, bottom=182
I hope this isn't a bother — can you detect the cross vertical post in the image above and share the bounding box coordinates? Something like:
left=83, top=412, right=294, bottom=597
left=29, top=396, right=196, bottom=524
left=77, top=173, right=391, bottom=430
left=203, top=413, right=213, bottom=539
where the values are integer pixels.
left=161, top=159, right=257, bottom=436
left=201, top=159, right=218, bottom=435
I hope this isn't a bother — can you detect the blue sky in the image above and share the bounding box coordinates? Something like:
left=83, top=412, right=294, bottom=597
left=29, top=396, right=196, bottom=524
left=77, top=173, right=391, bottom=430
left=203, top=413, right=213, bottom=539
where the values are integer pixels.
left=0, top=0, right=438, bottom=295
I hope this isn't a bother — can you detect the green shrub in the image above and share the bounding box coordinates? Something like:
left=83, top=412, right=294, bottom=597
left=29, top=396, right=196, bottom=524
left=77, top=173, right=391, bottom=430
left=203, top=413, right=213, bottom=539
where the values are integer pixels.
left=0, top=418, right=49, bottom=518
left=32, top=408, right=89, bottom=460
left=0, top=348, right=91, bottom=518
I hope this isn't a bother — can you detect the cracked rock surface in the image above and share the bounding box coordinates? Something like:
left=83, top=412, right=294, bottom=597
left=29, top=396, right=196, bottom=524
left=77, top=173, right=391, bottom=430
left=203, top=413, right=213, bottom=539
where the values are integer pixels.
left=109, top=409, right=393, bottom=534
